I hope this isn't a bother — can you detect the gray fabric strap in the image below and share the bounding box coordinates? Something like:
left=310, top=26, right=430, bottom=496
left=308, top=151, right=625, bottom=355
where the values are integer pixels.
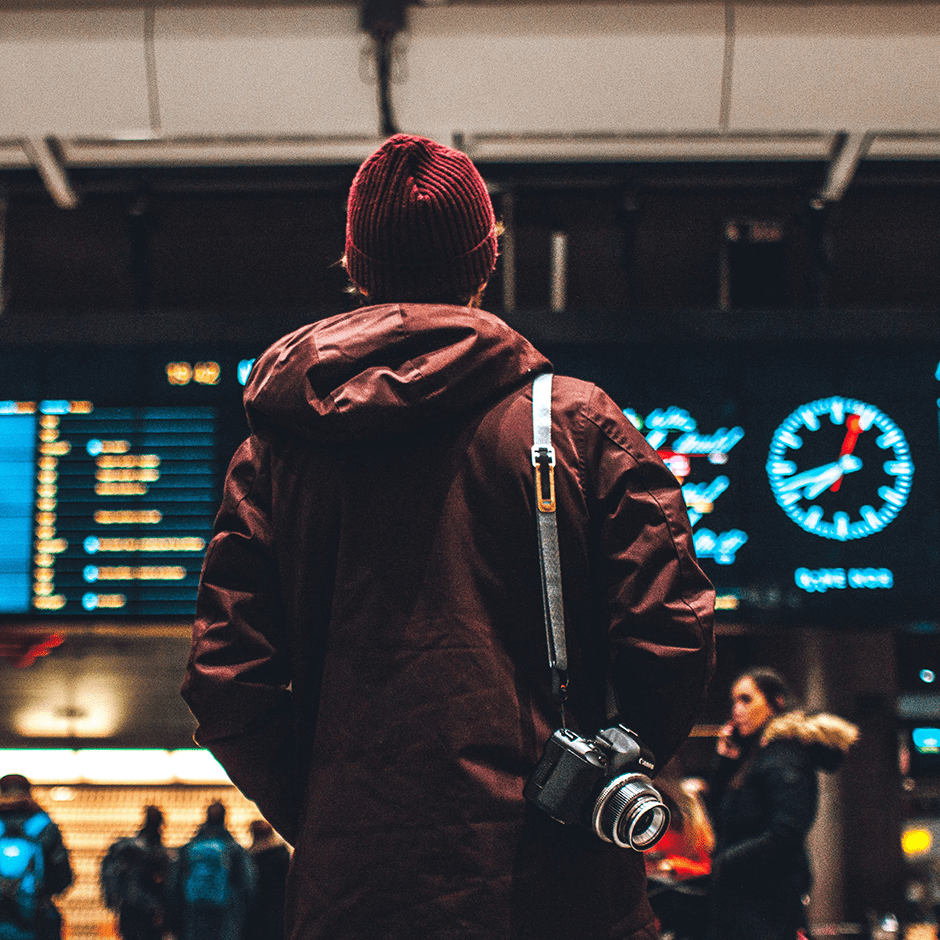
left=531, top=372, right=569, bottom=705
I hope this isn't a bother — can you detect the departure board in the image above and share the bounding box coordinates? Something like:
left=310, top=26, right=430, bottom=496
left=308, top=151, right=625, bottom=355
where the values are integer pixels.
left=0, top=401, right=216, bottom=616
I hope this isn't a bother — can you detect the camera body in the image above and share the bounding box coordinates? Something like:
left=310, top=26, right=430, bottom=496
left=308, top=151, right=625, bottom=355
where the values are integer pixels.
left=524, top=724, right=669, bottom=851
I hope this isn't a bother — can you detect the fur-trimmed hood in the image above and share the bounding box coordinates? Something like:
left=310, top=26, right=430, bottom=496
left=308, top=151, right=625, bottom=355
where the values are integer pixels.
left=760, top=710, right=859, bottom=772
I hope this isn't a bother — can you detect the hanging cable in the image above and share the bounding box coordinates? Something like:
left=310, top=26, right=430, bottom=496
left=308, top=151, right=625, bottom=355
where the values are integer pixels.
left=360, top=0, right=408, bottom=137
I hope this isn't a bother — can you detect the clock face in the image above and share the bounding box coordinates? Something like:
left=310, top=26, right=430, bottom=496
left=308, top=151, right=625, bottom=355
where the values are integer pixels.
left=766, top=396, right=914, bottom=541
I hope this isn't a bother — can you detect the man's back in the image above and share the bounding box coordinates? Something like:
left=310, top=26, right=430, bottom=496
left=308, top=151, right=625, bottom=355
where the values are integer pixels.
left=185, top=301, right=713, bottom=940
left=100, top=834, right=169, bottom=940
left=173, top=823, right=255, bottom=940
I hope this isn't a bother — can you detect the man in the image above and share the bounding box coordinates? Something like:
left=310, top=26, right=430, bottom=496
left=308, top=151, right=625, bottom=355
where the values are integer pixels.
left=182, top=134, right=715, bottom=940
left=170, top=802, right=255, bottom=940
left=0, top=773, right=73, bottom=940
left=100, top=805, right=170, bottom=940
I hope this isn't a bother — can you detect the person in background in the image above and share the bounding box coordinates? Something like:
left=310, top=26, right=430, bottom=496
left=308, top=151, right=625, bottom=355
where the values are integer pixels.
left=0, top=773, right=73, bottom=940
left=170, top=802, right=255, bottom=940
left=245, top=820, right=290, bottom=940
left=182, top=132, right=715, bottom=940
left=705, top=667, right=859, bottom=940
left=100, top=805, right=171, bottom=940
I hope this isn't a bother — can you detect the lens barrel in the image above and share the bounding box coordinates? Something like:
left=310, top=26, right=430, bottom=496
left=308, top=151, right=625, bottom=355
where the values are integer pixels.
left=591, top=774, right=670, bottom=851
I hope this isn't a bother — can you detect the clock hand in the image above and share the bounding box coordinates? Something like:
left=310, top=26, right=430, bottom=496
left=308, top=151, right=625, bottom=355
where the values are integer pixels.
left=831, top=412, right=862, bottom=492
left=777, top=461, right=843, bottom=494
left=802, top=465, right=847, bottom=500
left=804, top=455, right=863, bottom=499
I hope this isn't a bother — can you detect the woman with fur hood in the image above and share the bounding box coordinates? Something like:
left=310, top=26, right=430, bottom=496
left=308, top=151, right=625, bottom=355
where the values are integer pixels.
left=705, top=668, right=858, bottom=940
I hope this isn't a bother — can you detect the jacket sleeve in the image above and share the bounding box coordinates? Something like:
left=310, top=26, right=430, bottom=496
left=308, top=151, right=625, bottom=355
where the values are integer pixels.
left=181, top=435, right=300, bottom=844
left=582, top=385, right=716, bottom=769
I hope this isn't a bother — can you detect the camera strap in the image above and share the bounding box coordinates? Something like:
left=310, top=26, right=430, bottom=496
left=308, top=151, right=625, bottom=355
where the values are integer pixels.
left=532, top=373, right=622, bottom=729
left=531, top=372, right=569, bottom=719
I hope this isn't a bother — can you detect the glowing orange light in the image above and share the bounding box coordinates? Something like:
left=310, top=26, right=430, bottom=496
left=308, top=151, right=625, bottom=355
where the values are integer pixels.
left=98, top=440, right=131, bottom=454
left=94, top=483, right=148, bottom=497
left=40, top=442, right=71, bottom=456
left=86, top=595, right=126, bottom=609
left=903, top=829, right=932, bottom=854
left=92, top=566, right=187, bottom=581
left=95, top=468, right=160, bottom=483
left=166, top=362, right=193, bottom=386
left=94, top=537, right=205, bottom=553
left=193, top=361, right=221, bottom=385
left=94, top=510, right=163, bottom=525
left=96, top=455, right=160, bottom=469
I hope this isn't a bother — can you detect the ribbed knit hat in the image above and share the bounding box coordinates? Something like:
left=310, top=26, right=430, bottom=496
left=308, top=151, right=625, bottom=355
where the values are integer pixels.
left=345, top=134, right=498, bottom=303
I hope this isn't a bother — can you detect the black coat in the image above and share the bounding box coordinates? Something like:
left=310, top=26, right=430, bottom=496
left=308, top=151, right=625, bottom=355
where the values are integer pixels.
left=246, top=840, right=290, bottom=940
left=706, top=711, right=857, bottom=940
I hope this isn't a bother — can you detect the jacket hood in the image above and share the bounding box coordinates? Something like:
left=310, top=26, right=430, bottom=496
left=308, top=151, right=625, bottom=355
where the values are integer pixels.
left=761, top=710, right=859, bottom=772
left=244, top=304, right=550, bottom=441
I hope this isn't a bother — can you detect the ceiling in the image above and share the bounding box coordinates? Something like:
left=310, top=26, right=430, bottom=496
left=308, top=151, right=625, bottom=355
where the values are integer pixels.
left=1, top=2, right=940, bottom=208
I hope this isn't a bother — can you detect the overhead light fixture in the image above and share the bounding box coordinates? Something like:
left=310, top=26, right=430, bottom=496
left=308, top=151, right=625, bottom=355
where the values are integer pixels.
left=21, top=137, right=78, bottom=210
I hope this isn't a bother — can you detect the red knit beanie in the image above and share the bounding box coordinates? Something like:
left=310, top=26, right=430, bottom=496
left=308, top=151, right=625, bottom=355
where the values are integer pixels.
left=345, top=134, right=498, bottom=303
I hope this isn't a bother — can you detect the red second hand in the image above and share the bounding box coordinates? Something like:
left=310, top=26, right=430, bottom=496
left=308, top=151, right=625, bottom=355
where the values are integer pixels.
left=831, top=413, right=862, bottom=492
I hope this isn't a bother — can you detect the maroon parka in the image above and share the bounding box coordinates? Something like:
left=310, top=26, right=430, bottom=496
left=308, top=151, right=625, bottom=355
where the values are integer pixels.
left=182, top=303, right=715, bottom=940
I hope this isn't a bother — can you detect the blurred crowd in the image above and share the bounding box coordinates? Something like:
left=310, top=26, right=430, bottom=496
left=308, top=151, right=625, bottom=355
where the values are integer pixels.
left=0, top=773, right=289, bottom=940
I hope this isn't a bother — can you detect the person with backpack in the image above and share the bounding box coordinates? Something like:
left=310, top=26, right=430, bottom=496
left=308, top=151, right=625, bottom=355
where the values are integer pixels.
left=170, top=802, right=256, bottom=940
left=100, top=806, right=171, bottom=940
left=0, top=773, right=73, bottom=940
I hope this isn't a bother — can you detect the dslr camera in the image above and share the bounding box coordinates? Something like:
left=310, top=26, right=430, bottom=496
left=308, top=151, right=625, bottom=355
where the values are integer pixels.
left=524, top=724, right=669, bottom=851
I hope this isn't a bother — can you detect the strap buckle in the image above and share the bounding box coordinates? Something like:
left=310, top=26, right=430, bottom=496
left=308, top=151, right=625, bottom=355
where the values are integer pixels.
left=531, top=444, right=556, bottom=513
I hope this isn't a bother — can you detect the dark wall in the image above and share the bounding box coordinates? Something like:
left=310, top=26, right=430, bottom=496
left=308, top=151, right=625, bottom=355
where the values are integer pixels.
left=2, top=160, right=940, bottom=346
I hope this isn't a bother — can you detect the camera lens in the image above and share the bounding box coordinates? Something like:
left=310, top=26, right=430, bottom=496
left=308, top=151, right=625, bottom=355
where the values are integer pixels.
left=591, top=774, right=670, bottom=851
left=623, top=799, right=669, bottom=850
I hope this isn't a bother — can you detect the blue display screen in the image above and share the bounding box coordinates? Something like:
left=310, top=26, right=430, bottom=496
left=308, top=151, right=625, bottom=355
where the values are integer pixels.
left=0, top=414, right=38, bottom=613
left=913, top=728, right=940, bottom=755
left=0, top=401, right=217, bottom=617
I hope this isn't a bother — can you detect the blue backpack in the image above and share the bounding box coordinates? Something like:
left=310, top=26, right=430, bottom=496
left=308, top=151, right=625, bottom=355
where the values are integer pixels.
left=0, top=812, right=50, bottom=940
left=183, top=837, right=231, bottom=910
